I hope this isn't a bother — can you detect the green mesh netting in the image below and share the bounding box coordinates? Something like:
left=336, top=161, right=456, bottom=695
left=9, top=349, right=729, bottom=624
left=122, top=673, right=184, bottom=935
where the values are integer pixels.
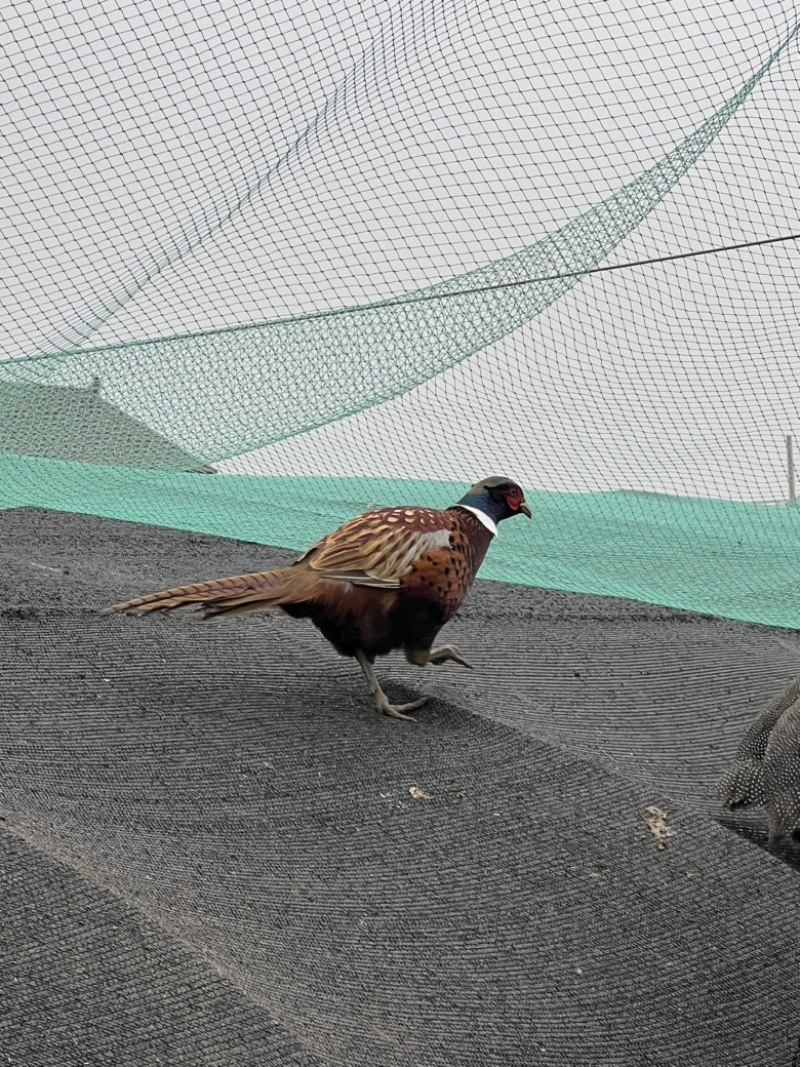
left=2, top=1, right=800, bottom=625
left=5, top=453, right=800, bottom=631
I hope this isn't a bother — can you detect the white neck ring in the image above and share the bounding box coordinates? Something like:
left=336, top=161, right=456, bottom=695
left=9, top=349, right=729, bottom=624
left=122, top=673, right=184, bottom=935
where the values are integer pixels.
left=455, top=505, right=498, bottom=537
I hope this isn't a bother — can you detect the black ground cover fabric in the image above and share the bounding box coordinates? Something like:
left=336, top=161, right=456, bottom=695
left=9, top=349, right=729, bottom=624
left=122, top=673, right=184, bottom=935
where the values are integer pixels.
left=2, top=507, right=799, bottom=1066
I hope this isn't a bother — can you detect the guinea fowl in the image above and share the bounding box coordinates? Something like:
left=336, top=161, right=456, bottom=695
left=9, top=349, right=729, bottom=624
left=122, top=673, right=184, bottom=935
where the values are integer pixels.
left=104, top=476, right=531, bottom=720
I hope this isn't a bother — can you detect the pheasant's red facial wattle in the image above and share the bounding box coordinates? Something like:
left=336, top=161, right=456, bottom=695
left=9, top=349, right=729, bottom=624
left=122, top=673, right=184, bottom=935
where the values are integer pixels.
left=505, top=484, right=531, bottom=518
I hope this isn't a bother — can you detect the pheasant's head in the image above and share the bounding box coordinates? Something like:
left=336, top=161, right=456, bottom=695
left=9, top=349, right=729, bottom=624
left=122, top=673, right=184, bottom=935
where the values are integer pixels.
left=456, top=476, right=532, bottom=525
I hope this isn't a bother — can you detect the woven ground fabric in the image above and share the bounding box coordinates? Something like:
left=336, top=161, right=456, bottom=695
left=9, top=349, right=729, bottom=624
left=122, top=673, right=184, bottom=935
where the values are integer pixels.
left=3, top=506, right=800, bottom=1066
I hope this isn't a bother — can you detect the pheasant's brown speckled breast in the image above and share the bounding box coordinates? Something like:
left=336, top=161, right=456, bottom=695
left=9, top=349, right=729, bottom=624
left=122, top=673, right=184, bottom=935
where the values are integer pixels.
left=399, top=507, right=494, bottom=621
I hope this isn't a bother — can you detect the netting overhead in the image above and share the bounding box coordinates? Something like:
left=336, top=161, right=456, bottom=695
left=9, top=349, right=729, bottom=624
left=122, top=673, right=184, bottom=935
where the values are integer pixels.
left=6, top=13, right=800, bottom=1062
left=3, top=1, right=800, bottom=623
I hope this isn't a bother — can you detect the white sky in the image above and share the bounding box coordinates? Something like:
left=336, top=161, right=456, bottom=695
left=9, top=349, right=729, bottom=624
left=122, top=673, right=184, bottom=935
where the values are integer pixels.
left=2, top=0, right=800, bottom=501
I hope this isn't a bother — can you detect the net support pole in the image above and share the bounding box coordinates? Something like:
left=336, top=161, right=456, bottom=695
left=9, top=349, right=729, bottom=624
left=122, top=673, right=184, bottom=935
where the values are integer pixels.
left=787, top=435, right=796, bottom=506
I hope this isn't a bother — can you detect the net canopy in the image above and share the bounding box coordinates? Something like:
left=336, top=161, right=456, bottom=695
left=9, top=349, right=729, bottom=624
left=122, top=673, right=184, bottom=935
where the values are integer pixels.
left=2, top=1, right=800, bottom=620
left=5, top=6, right=800, bottom=1063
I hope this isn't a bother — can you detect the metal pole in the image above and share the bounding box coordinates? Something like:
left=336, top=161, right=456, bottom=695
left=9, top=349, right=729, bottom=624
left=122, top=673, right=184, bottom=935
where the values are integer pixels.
left=788, top=434, right=796, bottom=506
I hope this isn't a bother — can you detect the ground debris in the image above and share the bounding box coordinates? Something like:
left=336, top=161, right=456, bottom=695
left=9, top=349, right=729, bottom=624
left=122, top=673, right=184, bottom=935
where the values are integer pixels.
left=645, top=806, right=675, bottom=851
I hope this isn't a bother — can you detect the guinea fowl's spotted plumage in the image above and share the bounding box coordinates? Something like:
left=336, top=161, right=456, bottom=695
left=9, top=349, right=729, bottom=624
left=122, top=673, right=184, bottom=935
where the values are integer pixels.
left=104, top=476, right=531, bottom=720
left=718, top=677, right=800, bottom=844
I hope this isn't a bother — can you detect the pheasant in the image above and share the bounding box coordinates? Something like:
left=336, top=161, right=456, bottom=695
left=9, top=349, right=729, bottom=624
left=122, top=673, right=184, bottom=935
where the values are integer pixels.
left=104, top=476, right=531, bottom=721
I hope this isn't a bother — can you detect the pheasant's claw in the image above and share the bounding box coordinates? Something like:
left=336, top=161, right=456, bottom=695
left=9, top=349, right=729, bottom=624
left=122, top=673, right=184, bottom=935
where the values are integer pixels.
left=375, top=695, right=428, bottom=722
left=355, top=649, right=427, bottom=723
left=429, top=644, right=474, bottom=670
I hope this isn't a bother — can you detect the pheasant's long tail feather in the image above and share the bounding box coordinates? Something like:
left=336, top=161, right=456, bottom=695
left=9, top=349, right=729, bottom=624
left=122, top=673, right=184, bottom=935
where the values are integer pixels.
left=103, top=566, right=309, bottom=618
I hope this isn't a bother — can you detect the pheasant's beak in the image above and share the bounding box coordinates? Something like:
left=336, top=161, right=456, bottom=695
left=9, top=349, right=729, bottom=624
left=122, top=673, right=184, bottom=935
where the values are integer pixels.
left=520, top=501, right=532, bottom=519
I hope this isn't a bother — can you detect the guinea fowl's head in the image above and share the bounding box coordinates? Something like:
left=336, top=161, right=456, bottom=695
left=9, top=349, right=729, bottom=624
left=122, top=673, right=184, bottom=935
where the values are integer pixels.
left=455, top=476, right=532, bottom=525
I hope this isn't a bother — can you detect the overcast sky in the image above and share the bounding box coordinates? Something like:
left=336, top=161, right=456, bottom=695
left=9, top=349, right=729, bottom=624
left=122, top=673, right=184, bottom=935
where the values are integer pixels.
left=2, top=0, right=800, bottom=501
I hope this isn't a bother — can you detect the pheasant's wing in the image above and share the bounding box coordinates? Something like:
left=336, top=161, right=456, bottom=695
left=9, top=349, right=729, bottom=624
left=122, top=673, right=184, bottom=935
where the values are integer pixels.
left=297, top=507, right=455, bottom=589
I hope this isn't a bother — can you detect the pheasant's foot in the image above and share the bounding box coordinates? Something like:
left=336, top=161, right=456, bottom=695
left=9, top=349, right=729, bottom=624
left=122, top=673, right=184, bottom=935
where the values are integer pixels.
left=355, top=649, right=426, bottom=723
left=429, top=644, right=473, bottom=669
left=375, top=695, right=428, bottom=722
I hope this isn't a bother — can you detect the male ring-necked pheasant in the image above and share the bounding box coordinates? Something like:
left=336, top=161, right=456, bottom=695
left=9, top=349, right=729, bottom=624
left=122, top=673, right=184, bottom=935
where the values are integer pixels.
left=104, top=476, right=531, bottom=720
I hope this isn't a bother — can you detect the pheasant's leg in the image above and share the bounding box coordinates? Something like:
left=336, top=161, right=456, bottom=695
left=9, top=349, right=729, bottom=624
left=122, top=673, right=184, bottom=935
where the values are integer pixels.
left=429, top=644, right=474, bottom=669
left=355, top=649, right=427, bottom=722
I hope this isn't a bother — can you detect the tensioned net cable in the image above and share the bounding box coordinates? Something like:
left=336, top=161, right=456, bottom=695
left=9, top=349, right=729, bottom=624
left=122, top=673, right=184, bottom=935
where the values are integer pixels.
left=2, top=0, right=800, bottom=627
